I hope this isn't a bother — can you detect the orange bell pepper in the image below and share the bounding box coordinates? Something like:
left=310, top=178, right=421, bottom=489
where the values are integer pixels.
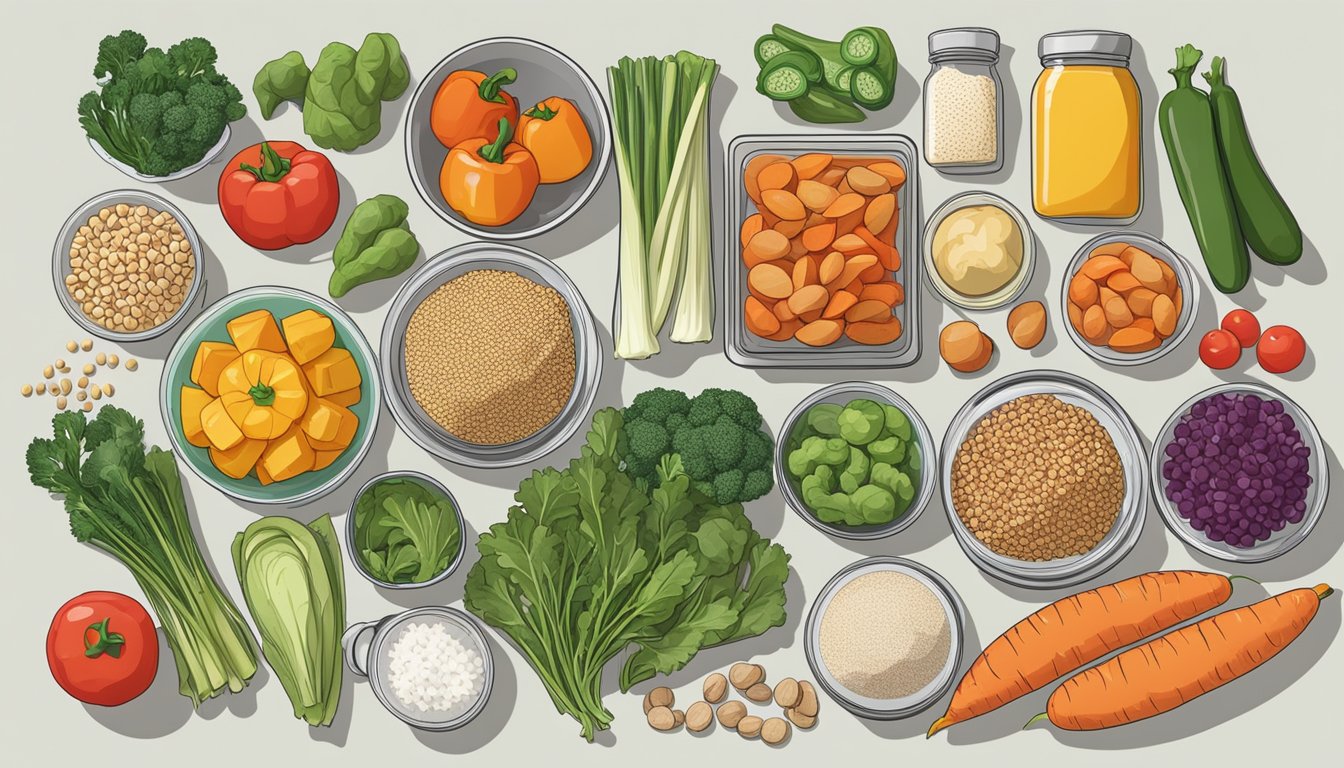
left=440, top=117, right=540, bottom=226
left=430, top=68, right=519, bottom=149
left=517, top=97, right=594, bottom=183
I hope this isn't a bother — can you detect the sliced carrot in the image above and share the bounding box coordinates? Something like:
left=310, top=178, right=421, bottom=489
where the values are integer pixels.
left=859, top=281, right=902, bottom=306
left=798, top=308, right=824, bottom=323
left=802, top=222, right=836, bottom=252
left=846, top=166, right=890, bottom=196
left=863, top=193, right=895, bottom=233
left=831, top=233, right=867, bottom=253
left=845, top=299, right=892, bottom=323
left=743, top=296, right=780, bottom=337
left=822, top=290, right=858, bottom=319
left=835, top=207, right=866, bottom=236
left=843, top=278, right=865, bottom=296
left=757, top=161, right=797, bottom=194
left=774, top=217, right=806, bottom=238
left=796, top=179, right=839, bottom=212
left=792, top=256, right=819, bottom=292
left=794, top=319, right=844, bottom=346
left=744, top=153, right=782, bottom=205
left=787, top=236, right=808, bottom=261
left=763, top=189, right=806, bottom=221
left=762, top=318, right=802, bottom=342
left=818, top=251, right=844, bottom=284
left=739, top=213, right=764, bottom=249
left=846, top=318, right=903, bottom=345
left=747, top=262, right=792, bottom=300
left=773, top=299, right=797, bottom=323
left=1106, top=270, right=1142, bottom=294
left=815, top=166, right=846, bottom=186
left=830, top=253, right=878, bottom=289
left=853, top=225, right=898, bottom=270
left=822, top=192, right=865, bottom=219
left=791, top=153, right=833, bottom=180
left=745, top=229, right=790, bottom=262
left=787, top=284, right=829, bottom=315
left=867, top=161, right=906, bottom=188
left=858, top=263, right=887, bottom=283
left=1081, top=254, right=1127, bottom=281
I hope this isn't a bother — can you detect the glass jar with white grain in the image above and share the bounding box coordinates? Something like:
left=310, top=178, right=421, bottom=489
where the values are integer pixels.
left=923, top=28, right=1003, bottom=174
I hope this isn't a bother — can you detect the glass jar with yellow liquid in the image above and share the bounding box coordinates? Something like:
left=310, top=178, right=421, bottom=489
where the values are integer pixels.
left=1032, top=31, right=1141, bottom=222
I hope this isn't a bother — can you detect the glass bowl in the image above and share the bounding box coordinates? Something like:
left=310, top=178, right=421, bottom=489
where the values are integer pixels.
left=345, top=471, right=466, bottom=589
left=939, top=370, right=1148, bottom=588
left=921, top=191, right=1035, bottom=310
left=1150, top=382, right=1328, bottom=563
left=775, top=382, right=937, bottom=540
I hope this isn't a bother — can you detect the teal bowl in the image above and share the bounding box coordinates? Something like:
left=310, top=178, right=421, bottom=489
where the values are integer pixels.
left=160, top=286, right=381, bottom=505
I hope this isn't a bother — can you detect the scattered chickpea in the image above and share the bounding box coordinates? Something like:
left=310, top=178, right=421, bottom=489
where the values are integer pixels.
left=76, top=390, right=87, bottom=402
left=43, top=365, right=54, bottom=379
left=21, top=384, right=33, bottom=397
left=80, top=339, right=93, bottom=352
left=96, top=352, right=107, bottom=366
left=82, top=401, right=93, bottom=412
left=107, top=354, right=119, bottom=368
left=56, top=396, right=67, bottom=410
left=102, top=383, right=115, bottom=397
left=59, top=379, right=72, bottom=395
left=83, top=363, right=96, bottom=376
left=125, top=358, right=139, bottom=372
left=36, top=382, right=47, bottom=395
left=66, top=340, right=78, bottom=353
left=91, top=387, right=102, bottom=401
left=77, top=376, right=89, bottom=389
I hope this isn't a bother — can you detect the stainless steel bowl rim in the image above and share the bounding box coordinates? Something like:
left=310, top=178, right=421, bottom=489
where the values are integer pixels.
left=53, top=188, right=206, bottom=342
left=921, top=190, right=1036, bottom=311
left=1149, top=381, right=1330, bottom=563
left=1060, top=230, right=1202, bottom=367
left=774, top=381, right=938, bottom=541
left=803, top=556, right=966, bottom=719
left=345, top=470, right=467, bottom=589
left=158, top=285, right=381, bottom=506
left=379, top=241, right=602, bottom=468
left=939, top=369, right=1149, bottom=588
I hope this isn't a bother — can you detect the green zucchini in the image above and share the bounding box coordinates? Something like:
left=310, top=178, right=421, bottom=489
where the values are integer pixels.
left=754, top=34, right=791, bottom=68
left=772, top=24, right=849, bottom=92
left=787, top=86, right=865, bottom=124
left=1203, top=56, right=1302, bottom=265
left=1159, top=44, right=1249, bottom=293
left=840, top=27, right=881, bottom=66
left=849, top=66, right=893, bottom=110
left=756, top=52, right=821, bottom=101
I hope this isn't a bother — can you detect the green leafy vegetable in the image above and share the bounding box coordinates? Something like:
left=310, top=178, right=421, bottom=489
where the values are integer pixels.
left=232, top=514, right=345, bottom=726
left=26, top=406, right=258, bottom=705
left=354, top=477, right=461, bottom=584
left=465, top=405, right=790, bottom=741
left=328, top=194, right=420, bottom=298
left=754, top=24, right=898, bottom=124
left=609, top=51, right=718, bottom=359
left=77, top=30, right=246, bottom=176
left=253, top=51, right=310, bottom=120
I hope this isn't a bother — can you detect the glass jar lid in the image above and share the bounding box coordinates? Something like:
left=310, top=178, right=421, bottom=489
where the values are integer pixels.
left=929, top=27, right=1000, bottom=62
left=1038, top=30, right=1132, bottom=64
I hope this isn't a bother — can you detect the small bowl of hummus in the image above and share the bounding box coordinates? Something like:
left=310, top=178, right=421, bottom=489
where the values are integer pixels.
left=922, top=192, right=1034, bottom=310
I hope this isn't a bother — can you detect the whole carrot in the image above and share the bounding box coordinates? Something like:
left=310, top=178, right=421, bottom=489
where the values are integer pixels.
left=928, top=571, right=1235, bottom=738
left=1039, top=583, right=1333, bottom=731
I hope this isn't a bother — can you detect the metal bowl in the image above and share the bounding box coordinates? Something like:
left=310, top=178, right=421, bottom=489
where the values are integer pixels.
left=52, top=189, right=206, bottom=342
left=775, top=382, right=937, bottom=541
left=804, top=556, right=965, bottom=720
left=160, top=286, right=380, bottom=506
left=87, top=124, right=232, bottom=183
left=1061, top=231, right=1201, bottom=366
left=346, top=471, right=466, bottom=589
left=1150, top=382, right=1329, bottom=563
left=922, top=191, right=1035, bottom=310
left=379, top=242, right=602, bottom=468
left=939, top=370, right=1148, bottom=589
left=343, top=606, right=494, bottom=731
left=404, top=37, right=612, bottom=240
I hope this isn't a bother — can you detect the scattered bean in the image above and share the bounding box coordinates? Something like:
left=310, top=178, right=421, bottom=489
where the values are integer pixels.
left=91, top=387, right=102, bottom=401
left=80, top=339, right=93, bottom=351
left=672, top=709, right=685, bottom=728
left=785, top=707, right=817, bottom=729
left=66, top=341, right=78, bottom=353
left=83, top=363, right=96, bottom=376
left=737, top=715, right=764, bottom=739
left=125, top=358, right=138, bottom=371
left=36, top=382, right=47, bottom=395
left=796, top=681, right=819, bottom=718
left=55, top=358, right=68, bottom=372
left=82, top=401, right=93, bottom=412
left=761, top=717, right=791, bottom=745
left=76, top=390, right=87, bottom=402
left=729, top=662, right=765, bottom=690
left=103, top=383, right=115, bottom=397
left=77, top=376, right=89, bottom=389
left=703, top=673, right=728, bottom=703
left=107, top=354, right=119, bottom=368
left=43, top=365, right=55, bottom=379
left=773, top=678, right=801, bottom=709
left=644, top=686, right=674, bottom=714
left=717, top=700, right=747, bottom=729
left=744, top=683, right=773, bottom=703
left=685, top=701, right=713, bottom=732
left=647, top=706, right=677, bottom=731
left=59, top=379, right=72, bottom=395
left=56, top=396, right=68, bottom=410
left=21, top=384, right=33, bottom=397
left=96, top=352, right=107, bottom=366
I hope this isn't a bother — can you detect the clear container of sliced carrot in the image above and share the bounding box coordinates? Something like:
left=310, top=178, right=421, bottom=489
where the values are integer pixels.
left=725, top=134, right=922, bottom=368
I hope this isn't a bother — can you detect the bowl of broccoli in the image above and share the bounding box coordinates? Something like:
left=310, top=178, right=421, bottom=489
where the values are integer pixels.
left=777, top=382, right=936, bottom=540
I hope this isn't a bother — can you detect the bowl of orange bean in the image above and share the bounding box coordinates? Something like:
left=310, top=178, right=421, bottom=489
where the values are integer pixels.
left=1061, top=231, right=1201, bottom=366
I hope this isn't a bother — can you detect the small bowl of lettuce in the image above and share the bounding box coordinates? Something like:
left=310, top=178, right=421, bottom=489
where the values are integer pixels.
left=347, top=471, right=464, bottom=589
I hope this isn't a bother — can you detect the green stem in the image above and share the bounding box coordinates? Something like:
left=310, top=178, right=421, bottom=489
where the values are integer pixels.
left=248, top=381, right=276, bottom=406
left=524, top=101, right=558, bottom=120
left=1168, top=44, right=1203, bottom=89
left=1023, top=712, right=1050, bottom=730
left=477, top=117, right=514, bottom=164
left=478, top=68, right=517, bottom=103
left=1201, top=55, right=1226, bottom=89
left=84, top=617, right=126, bottom=659
left=239, top=142, right=291, bottom=183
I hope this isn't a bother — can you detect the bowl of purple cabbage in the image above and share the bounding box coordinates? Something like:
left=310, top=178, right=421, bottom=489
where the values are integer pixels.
left=1151, top=382, right=1328, bottom=562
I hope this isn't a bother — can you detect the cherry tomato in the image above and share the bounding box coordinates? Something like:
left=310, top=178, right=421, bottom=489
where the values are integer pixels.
left=47, top=591, right=158, bottom=706
left=1199, top=329, right=1241, bottom=370
left=1257, top=325, right=1306, bottom=374
left=1220, top=309, right=1261, bottom=348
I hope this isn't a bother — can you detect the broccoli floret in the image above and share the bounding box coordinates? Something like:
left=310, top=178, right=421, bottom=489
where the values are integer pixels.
left=94, top=30, right=147, bottom=80
left=621, top=388, right=774, bottom=505
left=168, top=37, right=219, bottom=79
left=128, top=92, right=165, bottom=137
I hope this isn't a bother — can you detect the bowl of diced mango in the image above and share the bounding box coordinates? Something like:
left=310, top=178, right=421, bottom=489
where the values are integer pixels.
left=160, top=286, right=380, bottom=505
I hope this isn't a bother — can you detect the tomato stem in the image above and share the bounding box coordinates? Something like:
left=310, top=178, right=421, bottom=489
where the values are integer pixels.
left=84, top=618, right=126, bottom=660
left=239, top=142, right=291, bottom=183
left=478, top=117, right=514, bottom=164
left=249, top=380, right=277, bottom=406
left=478, top=67, right=517, bottom=103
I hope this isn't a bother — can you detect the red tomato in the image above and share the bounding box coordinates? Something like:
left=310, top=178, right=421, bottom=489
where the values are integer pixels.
left=47, top=591, right=158, bottom=706
left=1199, top=329, right=1241, bottom=370
left=218, top=141, right=340, bottom=250
left=1257, top=325, right=1306, bottom=374
left=1220, top=309, right=1261, bottom=348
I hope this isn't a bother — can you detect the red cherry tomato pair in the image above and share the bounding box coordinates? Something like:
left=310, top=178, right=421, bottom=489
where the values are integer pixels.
left=1198, top=309, right=1305, bottom=374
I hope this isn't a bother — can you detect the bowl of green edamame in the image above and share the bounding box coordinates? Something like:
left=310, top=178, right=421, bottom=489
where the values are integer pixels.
left=775, top=382, right=936, bottom=541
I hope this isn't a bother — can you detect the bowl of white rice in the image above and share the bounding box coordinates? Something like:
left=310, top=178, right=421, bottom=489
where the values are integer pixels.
left=342, top=605, right=494, bottom=731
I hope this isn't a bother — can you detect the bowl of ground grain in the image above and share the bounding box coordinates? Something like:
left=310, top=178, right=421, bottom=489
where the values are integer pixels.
left=380, top=242, right=602, bottom=468
left=940, top=370, right=1147, bottom=588
left=53, top=189, right=205, bottom=342
left=804, top=556, right=965, bottom=720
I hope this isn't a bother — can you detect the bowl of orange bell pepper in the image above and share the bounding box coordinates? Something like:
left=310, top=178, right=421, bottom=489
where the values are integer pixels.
left=404, top=37, right=612, bottom=240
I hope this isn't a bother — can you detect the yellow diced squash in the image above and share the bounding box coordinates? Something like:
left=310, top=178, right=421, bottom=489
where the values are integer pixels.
left=260, top=425, right=316, bottom=482
left=301, top=397, right=348, bottom=443
left=324, top=387, right=362, bottom=408
left=189, top=342, right=240, bottom=397
left=281, top=309, right=335, bottom=365
left=301, top=347, right=362, bottom=396
left=200, top=396, right=244, bottom=451
left=227, top=309, right=287, bottom=353
left=312, top=450, right=343, bottom=472
left=255, top=456, right=276, bottom=486
left=209, top=438, right=266, bottom=480
left=180, top=386, right=213, bottom=448
left=306, top=401, right=358, bottom=451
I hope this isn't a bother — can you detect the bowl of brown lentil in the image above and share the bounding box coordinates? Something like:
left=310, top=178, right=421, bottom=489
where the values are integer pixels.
left=939, top=370, right=1148, bottom=588
left=379, top=242, right=602, bottom=468
left=52, top=189, right=205, bottom=342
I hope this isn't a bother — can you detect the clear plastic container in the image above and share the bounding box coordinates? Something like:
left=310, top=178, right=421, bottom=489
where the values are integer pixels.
left=923, top=28, right=1003, bottom=174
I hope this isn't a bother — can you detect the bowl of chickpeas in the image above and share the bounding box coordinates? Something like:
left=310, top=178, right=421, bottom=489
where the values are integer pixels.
left=52, top=189, right=205, bottom=342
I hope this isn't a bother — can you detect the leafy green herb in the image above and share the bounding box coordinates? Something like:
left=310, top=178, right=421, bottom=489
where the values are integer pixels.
left=26, top=406, right=258, bottom=705
left=233, top=514, right=345, bottom=727
left=465, top=407, right=790, bottom=741
left=77, top=30, right=246, bottom=176
left=354, top=477, right=461, bottom=584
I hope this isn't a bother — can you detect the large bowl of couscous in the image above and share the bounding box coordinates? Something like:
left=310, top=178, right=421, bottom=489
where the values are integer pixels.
left=379, top=242, right=602, bottom=468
